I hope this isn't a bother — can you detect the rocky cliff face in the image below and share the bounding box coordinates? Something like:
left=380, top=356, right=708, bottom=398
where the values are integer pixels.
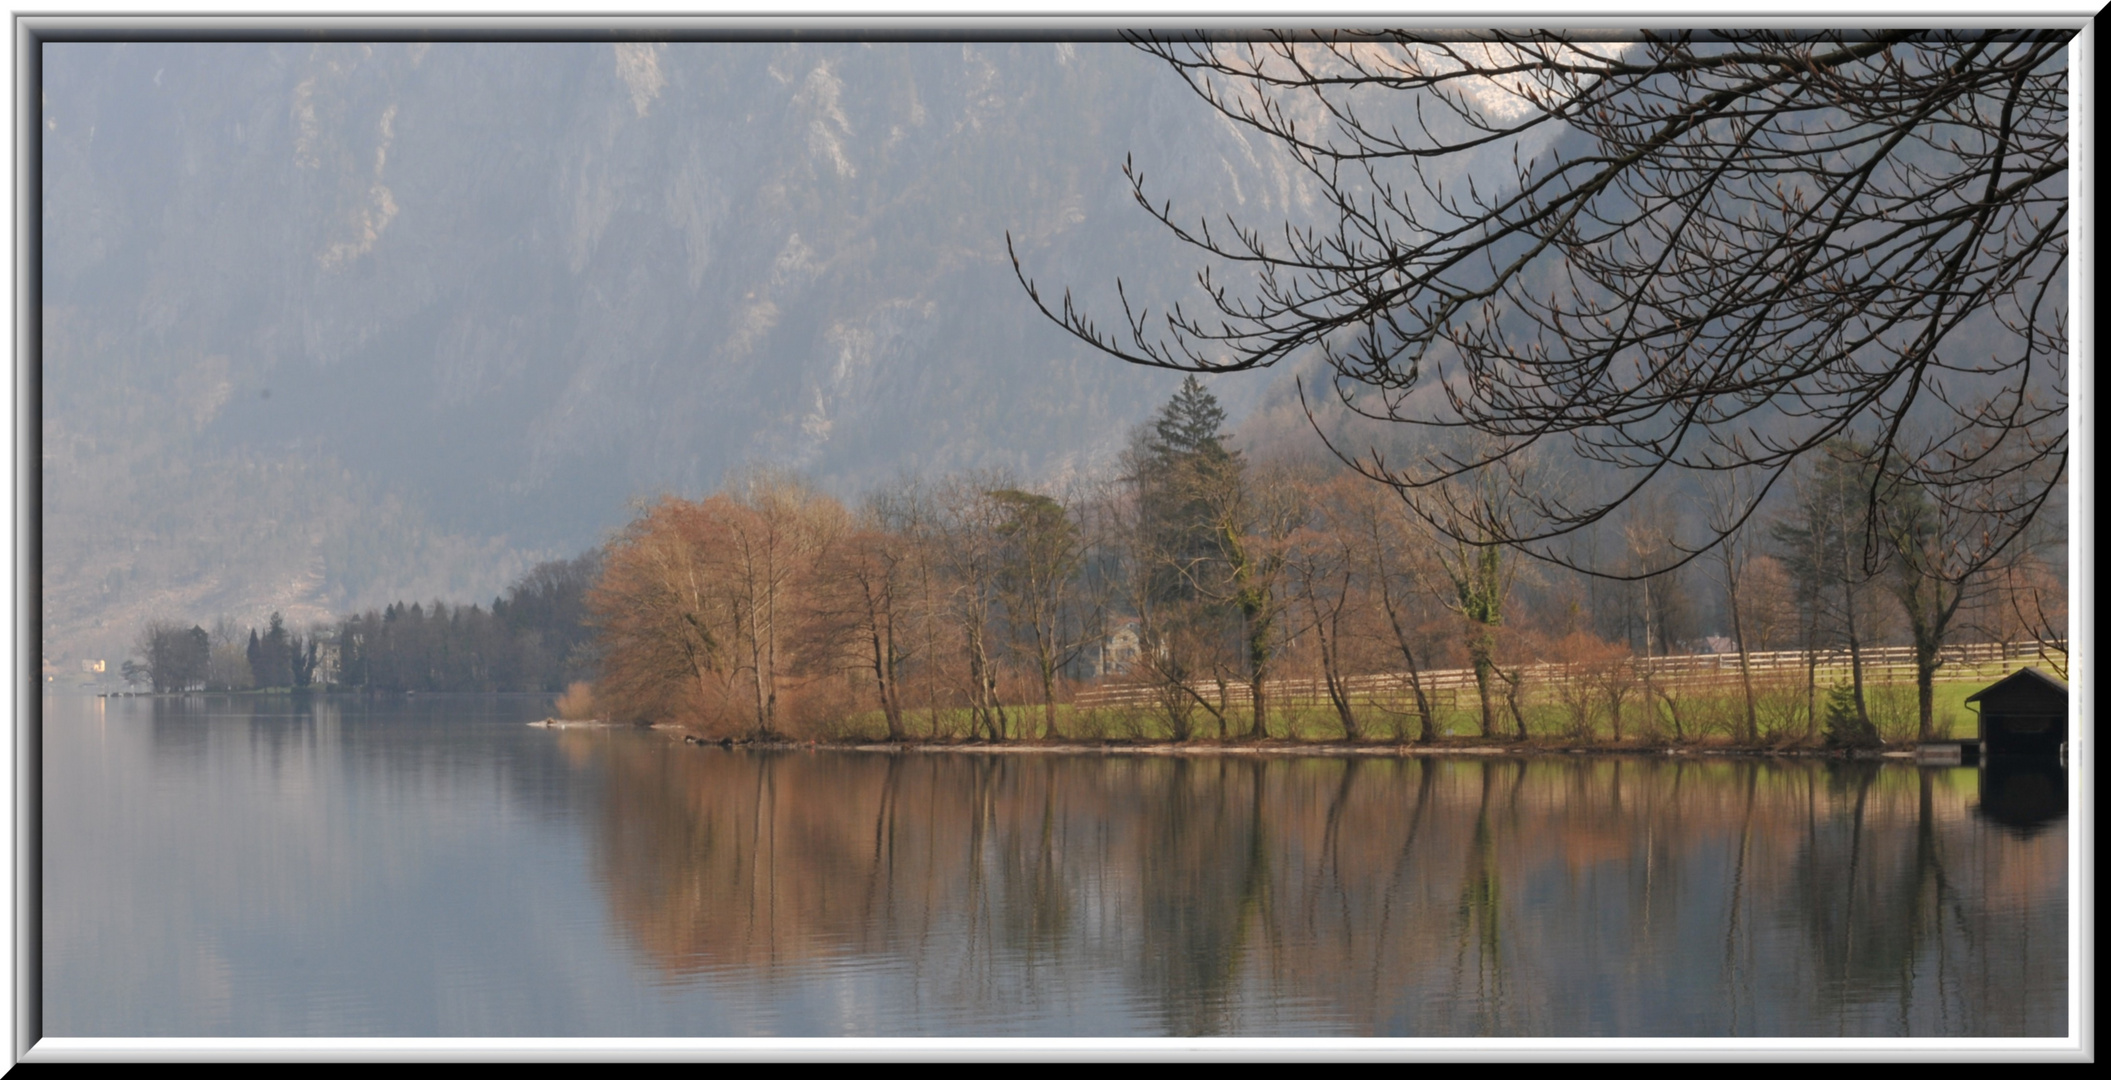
left=41, top=41, right=1314, bottom=663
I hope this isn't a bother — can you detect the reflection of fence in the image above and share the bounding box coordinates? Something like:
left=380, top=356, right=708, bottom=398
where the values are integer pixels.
left=1071, top=639, right=2066, bottom=711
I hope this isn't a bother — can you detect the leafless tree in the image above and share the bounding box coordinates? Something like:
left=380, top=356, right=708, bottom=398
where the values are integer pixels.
left=930, top=474, right=1018, bottom=741
left=1282, top=471, right=1367, bottom=740
left=809, top=503, right=922, bottom=741
left=990, top=485, right=1102, bottom=739
left=1426, top=438, right=1534, bottom=739
left=722, top=469, right=845, bottom=739
left=1017, top=31, right=2069, bottom=578
left=877, top=479, right=964, bottom=738
left=207, top=616, right=254, bottom=691
left=1877, top=432, right=2061, bottom=739
left=1702, top=473, right=1761, bottom=742
left=1989, top=547, right=2068, bottom=680
left=1208, top=458, right=1308, bottom=739
left=1338, top=479, right=1448, bottom=743
left=1772, top=448, right=1895, bottom=745
left=587, top=497, right=734, bottom=727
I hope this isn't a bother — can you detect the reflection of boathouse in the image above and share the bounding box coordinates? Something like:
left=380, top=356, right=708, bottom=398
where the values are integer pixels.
left=1976, top=756, right=2067, bottom=835
left=1966, top=667, right=2068, bottom=757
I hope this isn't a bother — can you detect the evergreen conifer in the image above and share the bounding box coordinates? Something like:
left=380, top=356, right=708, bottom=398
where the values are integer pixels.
left=1135, top=376, right=1240, bottom=609
left=1151, top=375, right=1231, bottom=464
left=1822, top=682, right=1882, bottom=748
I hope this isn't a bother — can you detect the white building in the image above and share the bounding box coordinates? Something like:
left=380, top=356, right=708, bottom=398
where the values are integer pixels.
left=1095, top=620, right=1142, bottom=678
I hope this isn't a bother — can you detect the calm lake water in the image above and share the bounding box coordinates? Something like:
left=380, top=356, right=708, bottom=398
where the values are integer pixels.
left=43, top=693, right=2069, bottom=1038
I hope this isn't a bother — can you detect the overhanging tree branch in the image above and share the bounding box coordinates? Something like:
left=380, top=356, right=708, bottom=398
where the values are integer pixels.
left=1016, top=29, right=2069, bottom=579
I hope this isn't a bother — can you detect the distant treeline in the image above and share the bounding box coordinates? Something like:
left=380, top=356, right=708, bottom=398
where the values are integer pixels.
left=129, top=376, right=2066, bottom=751
left=129, top=614, right=320, bottom=693
left=130, top=551, right=601, bottom=694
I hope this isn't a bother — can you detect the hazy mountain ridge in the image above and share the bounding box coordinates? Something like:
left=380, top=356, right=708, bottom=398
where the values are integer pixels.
left=41, top=42, right=1310, bottom=664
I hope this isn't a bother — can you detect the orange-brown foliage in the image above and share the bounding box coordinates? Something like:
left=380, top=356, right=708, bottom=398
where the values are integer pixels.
left=588, top=484, right=850, bottom=736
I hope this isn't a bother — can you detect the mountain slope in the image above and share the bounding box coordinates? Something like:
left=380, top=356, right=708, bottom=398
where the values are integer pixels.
left=40, top=42, right=1323, bottom=664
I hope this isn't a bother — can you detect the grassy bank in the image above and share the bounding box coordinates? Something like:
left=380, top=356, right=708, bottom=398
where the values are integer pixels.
left=775, top=658, right=2047, bottom=749
left=793, top=687, right=1983, bottom=750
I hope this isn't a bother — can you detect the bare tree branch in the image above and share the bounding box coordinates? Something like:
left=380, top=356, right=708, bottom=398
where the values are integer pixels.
left=1019, top=30, right=2069, bottom=579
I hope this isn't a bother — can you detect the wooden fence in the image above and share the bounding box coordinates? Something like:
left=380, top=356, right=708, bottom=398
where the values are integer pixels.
left=1071, top=639, right=2066, bottom=711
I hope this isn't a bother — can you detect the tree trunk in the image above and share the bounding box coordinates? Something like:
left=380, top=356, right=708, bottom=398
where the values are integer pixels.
left=1469, top=627, right=1498, bottom=738
left=968, top=626, right=1001, bottom=742
left=1326, top=682, right=1358, bottom=741
left=1915, top=643, right=1937, bottom=743
left=870, top=624, right=904, bottom=741
left=746, top=613, right=772, bottom=739
left=1504, top=666, right=1528, bottom=740
left=1804, top=638, right=1818, bottom=745
left=1728, top=588, right=1758, bottom=744
left=1902, top=587, right=1947, bottom=743
left=1660, top=683, right=1686, bottom=743
left=1244, top=603, right=1272, bottom=740
left=1841, top=572, right=1871, bottom=733
left=1322, top=658, right=1358, bottom=742
left=1249, top=674, right=1270, bottom=740
left=1411, top=680, right=1437, bottom=745
left=1379, top=591, right=1437, bottom=743
left=1042, top=663, right=1060, bottom=741
left=1310, top=602, right=1359, bottom=742
left=1847, top=635, right=1870, bottom=733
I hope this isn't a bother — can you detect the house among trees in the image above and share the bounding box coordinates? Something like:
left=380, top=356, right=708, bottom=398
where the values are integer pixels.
left=1966, top=667, right=2068, bottom=757
left=311, top=636, right=342, bottom=688
left=1095, top=619, right=1141, bottom=678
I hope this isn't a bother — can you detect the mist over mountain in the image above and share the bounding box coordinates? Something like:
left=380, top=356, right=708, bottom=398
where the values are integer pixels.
left=41, top=41, right=1338, bottom=664
left=45, top=40, right=2059, bottom=670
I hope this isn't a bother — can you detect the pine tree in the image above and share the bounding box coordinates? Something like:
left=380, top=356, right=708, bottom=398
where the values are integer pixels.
left=257, top=611, right=293, bottom=688
left=1150, top=375, right=1231, bottom=463
left=1135, top=376, right=1240, bottom=608
left=1822, top=681, right=1881, bottom=748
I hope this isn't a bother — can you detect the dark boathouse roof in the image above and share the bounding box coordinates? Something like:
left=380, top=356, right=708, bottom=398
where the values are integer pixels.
left=1963, top=666, right=2069, bottom=707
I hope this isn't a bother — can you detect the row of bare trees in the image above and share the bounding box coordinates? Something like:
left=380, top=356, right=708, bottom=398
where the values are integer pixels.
left=1013, top=31, right=2069, bottom=748
left=587, top=380, right=2062, bottom=745
left=587, top=467, right=1109, bottom=741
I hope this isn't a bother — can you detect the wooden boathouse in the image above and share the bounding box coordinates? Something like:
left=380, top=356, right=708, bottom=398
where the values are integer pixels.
left=1965, top=667, right=2069, bottom=757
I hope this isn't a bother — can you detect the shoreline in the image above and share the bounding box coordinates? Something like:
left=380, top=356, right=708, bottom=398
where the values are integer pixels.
left=636, top=727, right=1924, bottom=761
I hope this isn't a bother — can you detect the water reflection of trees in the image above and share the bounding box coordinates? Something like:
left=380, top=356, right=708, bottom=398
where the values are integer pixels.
left=137, top=694, right=594, bottom=823
left=1792, top=763, right=2066, bottom=1035
left=585, top=745, right=2067, bottom=1036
